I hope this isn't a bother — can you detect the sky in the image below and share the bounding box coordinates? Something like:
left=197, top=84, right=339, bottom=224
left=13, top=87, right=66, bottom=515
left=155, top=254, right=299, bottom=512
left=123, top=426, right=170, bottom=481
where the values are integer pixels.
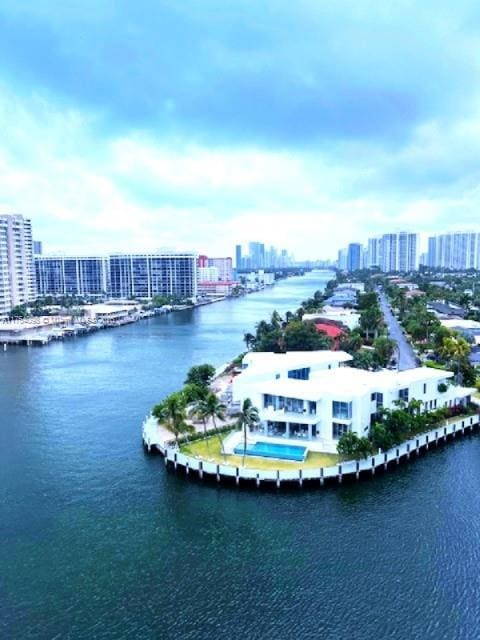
left=1, top=1, right=480, bottom=259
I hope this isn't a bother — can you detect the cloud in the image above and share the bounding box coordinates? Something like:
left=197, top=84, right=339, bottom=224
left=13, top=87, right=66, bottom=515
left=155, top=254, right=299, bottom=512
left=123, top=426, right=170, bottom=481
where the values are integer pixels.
left=0, top=2, right=480, bottom=258
left=1, top=1, right=479, bottom=145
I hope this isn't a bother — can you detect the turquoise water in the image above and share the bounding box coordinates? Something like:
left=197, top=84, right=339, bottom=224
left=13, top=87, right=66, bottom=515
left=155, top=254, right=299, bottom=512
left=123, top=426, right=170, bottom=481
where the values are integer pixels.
left=1, top=270, right=480, bottom=639
left=234, top=441, right=307, bottom=461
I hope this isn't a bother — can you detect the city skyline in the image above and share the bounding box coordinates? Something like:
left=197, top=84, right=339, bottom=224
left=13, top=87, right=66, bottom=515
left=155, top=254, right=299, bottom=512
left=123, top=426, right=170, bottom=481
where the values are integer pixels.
left=6, top=212, right=480, bottom=263
left=1, top=2, right=480, bottom=258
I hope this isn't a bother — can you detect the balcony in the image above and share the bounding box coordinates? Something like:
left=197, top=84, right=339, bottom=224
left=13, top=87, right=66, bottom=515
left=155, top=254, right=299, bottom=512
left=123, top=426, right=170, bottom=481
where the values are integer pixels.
left=262, top=405, right=318, bottom=424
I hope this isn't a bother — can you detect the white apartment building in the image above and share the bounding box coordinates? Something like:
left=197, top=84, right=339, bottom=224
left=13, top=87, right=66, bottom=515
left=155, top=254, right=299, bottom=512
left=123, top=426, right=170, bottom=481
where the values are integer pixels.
left=0, top=223, right=12, bottom=317
left=364, top=232, right=418, bottom=273
left=337, top=248, right=348, bottom=271
left=0, top=215, right=36, bottom=317
left=427, top=232, right=480, bottom=270
left=109, top=252, right=198, bottom=300
left=232, top=351, right=473, bottom=453
left=367, top=237, right=381, bottom=268
left=35, top=256, right=109, bottom=297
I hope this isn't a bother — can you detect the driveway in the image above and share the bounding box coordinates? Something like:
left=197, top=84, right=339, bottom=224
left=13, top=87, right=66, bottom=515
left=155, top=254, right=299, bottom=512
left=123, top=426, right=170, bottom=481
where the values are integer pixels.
left=378, top=290, right=418, bottom=371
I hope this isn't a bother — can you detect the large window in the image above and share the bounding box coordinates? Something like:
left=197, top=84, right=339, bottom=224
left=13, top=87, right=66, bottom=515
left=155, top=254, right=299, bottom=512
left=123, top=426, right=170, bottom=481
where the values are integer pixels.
left=264, top=394, right=273, bottom=409
left=371, top=392, right=383, bottom=409
left=284, top=397, right=304, bottom=413
left=263, top=395, right=305, bottom=413
left=399, top=388, right=409, bottom=402
left=288, top=367, right=310, bottom=380
left=332, top=401, right=352, bottom=420
left=332, top=422, right=350, bottom=439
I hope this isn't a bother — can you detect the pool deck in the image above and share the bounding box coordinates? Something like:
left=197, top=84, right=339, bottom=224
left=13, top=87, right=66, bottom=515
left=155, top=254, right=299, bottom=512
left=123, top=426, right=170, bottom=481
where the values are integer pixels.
left=222, top=430, right=338, bottom=454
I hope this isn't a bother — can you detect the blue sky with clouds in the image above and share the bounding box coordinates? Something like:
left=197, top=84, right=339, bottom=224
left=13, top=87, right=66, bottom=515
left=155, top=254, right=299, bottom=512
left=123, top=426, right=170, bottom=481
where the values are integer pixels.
left=0, top=1, right=479, bottom=258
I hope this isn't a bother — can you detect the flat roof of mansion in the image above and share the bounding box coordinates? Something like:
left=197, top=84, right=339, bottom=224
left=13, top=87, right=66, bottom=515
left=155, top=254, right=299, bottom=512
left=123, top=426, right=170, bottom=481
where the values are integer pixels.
left=260, top=366, right=457, bottom=400
left=243, top=350, right=352, bottom=366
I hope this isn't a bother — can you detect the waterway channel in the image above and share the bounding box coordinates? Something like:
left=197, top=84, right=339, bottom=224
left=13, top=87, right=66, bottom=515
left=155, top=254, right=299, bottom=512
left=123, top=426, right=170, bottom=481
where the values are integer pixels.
left=1, top=271, right=480, bottom=639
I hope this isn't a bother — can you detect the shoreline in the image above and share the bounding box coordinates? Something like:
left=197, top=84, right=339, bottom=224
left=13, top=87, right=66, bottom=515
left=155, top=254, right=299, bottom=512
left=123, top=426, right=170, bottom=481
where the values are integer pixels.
left=0, top=277, right=287, bottom=349
left=142, top=412, right=480, bottom=490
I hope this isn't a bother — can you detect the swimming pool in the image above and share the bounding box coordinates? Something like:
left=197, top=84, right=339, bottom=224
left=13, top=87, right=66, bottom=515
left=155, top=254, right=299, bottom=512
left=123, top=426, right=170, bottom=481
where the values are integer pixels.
left=233, top=441, right=308, bottom=462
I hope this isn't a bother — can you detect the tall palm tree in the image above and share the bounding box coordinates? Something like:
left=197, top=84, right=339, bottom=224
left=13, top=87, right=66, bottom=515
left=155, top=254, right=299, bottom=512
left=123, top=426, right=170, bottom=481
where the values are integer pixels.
left=243, top=332, right=255, bottom=351
left=188, top=396, right=211, bottom=453
left=152, top=392, right=193, bottom=448
left=271, top=310, right=283, bottom=329
left=236, top=398, right=260, bottom=466
left=360, top=306, right=383, bottom=341
left=203, top=392, right=227, bottom=456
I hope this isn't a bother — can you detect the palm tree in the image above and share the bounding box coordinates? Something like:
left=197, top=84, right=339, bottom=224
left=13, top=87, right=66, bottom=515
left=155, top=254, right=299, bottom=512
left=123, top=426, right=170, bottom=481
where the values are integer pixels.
left=271, top=310, right=283, bottom=329
left=203, top=392, right=227, bottom=456
left=243, top=332, right=255, bottom=351
left=256, top=319, right=271, bottom=337
left=152, top=392, right=193, bottom=448
left=236, top=398, right=260, bottom=466
left=440, top=335, right=471, bottom=384
left=189, top=396, right=211, bottom=453
left=360, top=306, right=383, bottom=341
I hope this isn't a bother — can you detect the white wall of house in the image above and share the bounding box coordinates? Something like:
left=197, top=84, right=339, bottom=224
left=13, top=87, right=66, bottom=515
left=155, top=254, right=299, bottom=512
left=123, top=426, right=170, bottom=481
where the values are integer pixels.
left=232, top=351, right=474, bottom=453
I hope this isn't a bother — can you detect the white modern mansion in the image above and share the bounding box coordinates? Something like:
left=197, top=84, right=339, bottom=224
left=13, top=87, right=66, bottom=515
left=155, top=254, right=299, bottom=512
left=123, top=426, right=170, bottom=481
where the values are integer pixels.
left=232, top=351, right=474, bottom=453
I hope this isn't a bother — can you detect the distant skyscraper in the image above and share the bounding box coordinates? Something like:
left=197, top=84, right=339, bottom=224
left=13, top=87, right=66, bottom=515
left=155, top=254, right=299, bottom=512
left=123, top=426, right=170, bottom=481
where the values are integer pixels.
left=279, top=249, right=290, bottom=267
left=380, top=233, right=398, bottom=272
left=346, top=232, right=418, bottom=274
left=367, top=237, right=381, bottom=268
left=346, top=243, right=362, bottom=272
left=427, top=232, right=479, bottom=270
left=0, top=214, right=36, bottom=316
left=33, top=240, right=43, bottom=256
left=397, top=231, right=418, bottom=272
left=235, top=245, right=242, bottom=270
left=248, top=242, right=265, bottom=269
left=267, top=245, right=277, bottom=268
left=238, top=242, right=291, bottom=270
left=378, top=232, right=418, bottom=273
left=337, top=248, right=348, bottom=271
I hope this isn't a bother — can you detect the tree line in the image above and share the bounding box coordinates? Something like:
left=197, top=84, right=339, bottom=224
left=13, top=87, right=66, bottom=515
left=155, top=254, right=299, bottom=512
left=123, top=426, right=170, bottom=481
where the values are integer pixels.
left=338, top=400, right=476, bottom=460
left=152, top=363, right=260, bottom=465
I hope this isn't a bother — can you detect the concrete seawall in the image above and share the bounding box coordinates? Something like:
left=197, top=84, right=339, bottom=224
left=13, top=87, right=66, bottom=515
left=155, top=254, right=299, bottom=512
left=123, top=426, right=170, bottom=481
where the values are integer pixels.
left=142, top=413, right=480, bottom=489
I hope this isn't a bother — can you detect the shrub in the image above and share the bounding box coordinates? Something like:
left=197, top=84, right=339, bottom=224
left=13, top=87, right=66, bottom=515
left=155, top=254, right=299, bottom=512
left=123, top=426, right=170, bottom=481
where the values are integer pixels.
left=337, top=431, right=372, bottom=460
left=174, top=424, right=235, bottom=447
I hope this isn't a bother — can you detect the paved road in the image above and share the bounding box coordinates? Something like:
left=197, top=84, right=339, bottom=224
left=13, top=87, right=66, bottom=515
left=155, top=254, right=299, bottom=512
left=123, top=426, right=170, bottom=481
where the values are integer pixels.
left=378, top=290, right=418, bottom=371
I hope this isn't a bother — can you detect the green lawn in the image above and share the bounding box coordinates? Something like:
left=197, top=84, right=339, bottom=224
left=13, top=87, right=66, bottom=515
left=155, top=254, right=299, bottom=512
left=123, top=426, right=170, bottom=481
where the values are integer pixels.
left=180, top=434, right=339, bottom=470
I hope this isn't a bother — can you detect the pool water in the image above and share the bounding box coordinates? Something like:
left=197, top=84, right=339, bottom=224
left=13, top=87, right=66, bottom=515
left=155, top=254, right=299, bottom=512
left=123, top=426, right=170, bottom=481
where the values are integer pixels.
left=234, top=441, right=308, bottom=462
